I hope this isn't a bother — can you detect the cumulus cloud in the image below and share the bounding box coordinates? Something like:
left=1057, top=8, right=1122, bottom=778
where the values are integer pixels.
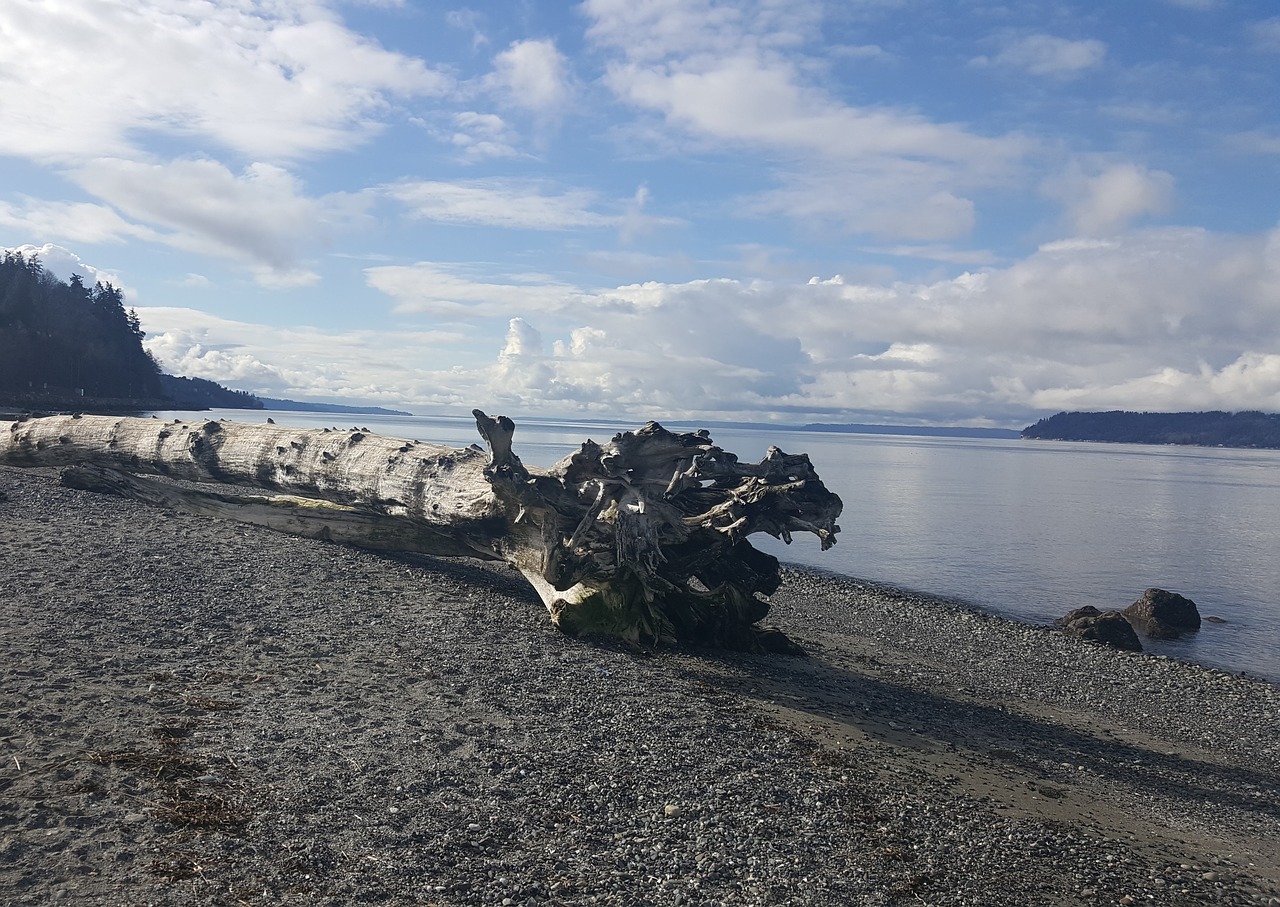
left=1044, top=162, right=1175, bottom=235
left=4, top=243, right=125, bottom=289
left=131, top=222, right=1280, bottom=423
left=0, top=0, right=449, bottom=163
left=447, top=112, right=521, bottom=160
left=982, top=34, right=1107, bottom=79
left=486, top=39, right=574, bottom=114
left=0, top=2, right=439, bottom=290
left=138, top=306, right=469, bottom=402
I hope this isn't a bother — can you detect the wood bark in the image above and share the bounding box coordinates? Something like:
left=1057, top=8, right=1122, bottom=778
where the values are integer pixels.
left=2, top=411, right=843, bottom=651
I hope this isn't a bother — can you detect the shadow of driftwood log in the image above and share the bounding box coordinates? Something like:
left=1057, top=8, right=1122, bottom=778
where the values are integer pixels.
left=682, top=650, right=1280, bottom=824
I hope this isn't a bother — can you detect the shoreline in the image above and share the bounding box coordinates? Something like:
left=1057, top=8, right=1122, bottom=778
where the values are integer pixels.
left=2, top=464, right=1278, bottom=906
left=780, top=565, right=1280, bottom=688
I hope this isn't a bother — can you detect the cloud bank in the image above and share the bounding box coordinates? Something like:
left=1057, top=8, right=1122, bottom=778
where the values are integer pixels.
left=136, top=224, right=1280, bottom=425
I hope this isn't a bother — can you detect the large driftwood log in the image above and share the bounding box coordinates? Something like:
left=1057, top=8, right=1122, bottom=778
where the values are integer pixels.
left=2, top=411, right=842, bottom=651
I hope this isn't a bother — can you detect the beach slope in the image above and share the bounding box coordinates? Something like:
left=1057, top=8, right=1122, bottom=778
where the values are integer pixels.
left=2, top=465, right=1277, bottom=906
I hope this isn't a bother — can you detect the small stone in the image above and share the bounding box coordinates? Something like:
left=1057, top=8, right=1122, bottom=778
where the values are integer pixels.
left=664, top=804, right=681, bottom=817
left=1119, top=896, right=1135, bottom=905
left=1202, top=871, right=1220, bottom=882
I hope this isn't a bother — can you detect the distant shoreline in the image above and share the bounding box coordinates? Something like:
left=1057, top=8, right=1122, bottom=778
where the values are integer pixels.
left=1022, top=410, right=1280, bottom=449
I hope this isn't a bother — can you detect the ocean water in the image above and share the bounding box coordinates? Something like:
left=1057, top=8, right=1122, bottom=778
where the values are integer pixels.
left=160, top=409, right=1280, bottom=683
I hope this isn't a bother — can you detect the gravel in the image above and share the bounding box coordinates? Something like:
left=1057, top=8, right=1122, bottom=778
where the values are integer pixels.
left=2, top=464, right=1278, bottom=906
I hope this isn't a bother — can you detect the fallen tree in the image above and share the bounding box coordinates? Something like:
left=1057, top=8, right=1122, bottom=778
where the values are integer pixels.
left=2, top=410, right=842, bottom=651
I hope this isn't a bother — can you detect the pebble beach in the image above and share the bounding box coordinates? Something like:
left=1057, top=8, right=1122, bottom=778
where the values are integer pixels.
left=2, top=463, right=1278, bottom=906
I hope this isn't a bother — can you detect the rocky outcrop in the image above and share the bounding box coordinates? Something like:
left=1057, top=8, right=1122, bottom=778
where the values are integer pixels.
left=1124, top=588, right=1201, bottom=639
left=1059, top=606, right=1143, bottom=652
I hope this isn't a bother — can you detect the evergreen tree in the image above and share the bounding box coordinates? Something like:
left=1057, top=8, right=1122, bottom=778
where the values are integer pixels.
left=0, top=251, right=161, bottom=401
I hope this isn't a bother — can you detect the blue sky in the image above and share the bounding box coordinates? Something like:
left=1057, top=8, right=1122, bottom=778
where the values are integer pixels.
left=2, top=0, right=1279, bottom=427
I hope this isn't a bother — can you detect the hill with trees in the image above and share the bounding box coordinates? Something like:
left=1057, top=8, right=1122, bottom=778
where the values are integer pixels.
left=0, top=250, right=259, bottom=412
left=1022, top=410, right=1280, bottom=448
left=159, top=375, right=263, bottom=410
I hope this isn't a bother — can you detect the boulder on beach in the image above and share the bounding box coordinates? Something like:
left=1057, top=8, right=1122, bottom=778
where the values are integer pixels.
left=1124, top=588, right=1201, bottom=639
left=1060, top=608, right=1143, bottom=652
left=1058, top=605, right=1101, bottom=625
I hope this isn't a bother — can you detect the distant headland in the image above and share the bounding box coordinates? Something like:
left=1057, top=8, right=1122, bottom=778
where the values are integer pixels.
left=256, top=398, right=412, bottom=417
left=1022, top=410, right=1280, bottom=449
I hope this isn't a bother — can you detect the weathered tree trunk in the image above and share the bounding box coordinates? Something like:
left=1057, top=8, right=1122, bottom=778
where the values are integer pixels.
left=2, top=411, right=842, bottom=651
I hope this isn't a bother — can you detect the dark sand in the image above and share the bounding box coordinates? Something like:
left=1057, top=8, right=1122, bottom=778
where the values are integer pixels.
left=2, top=464, right=1278, bottom=906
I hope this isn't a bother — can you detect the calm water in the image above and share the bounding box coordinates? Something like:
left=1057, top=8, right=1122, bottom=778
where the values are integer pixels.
left=172, top=410, right=1280, bottom=682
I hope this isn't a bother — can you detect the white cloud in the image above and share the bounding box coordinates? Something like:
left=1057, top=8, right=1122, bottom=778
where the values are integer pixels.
left=138, top=306, right=469, bottom=402
left=447, top=112, right=521, bottom=160
left=0, top=0, right=449, bottom=163
left=747, top=166, right=978, bottom=240
left=0, top=199, right=155, bottom=246
left=605, top=52, right=1011, bottom=164
left=582, top=0, right=1027, bottom=241
left=1044, top=162, right=1175, bottom=235
left=383, top=179, right=613, bottom=230
left=486, top=39, right=573, bottom=114
left=983, top=34, right=1107, bottom=79
left=130, top=222, right=1280, bottom=422
left=583, top=0, right=820, bottom=63
left=617, top=184, right=681, bottom=243
left=365, top=262, right=583, bottom=317
left=500, top=317, right=544, bottom=358
left=4, top=243, right=124, bottom=289
left=863, top=245, right=999, bottom=267
left=71, top=158, right=368, bottom=285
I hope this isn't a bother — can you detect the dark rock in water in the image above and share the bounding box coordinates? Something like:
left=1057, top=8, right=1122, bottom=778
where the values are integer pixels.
left=1057, top=605, right=1101, bottom=626
left=1061, top=609, right=1143, bottom=652
left=1205, top=615, right=1227, bottom=624
left=1124, top=588, right=1201, bottom=639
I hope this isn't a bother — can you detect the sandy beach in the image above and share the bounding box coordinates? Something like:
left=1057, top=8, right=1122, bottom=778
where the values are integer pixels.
left=2, top=462, right=1278, bottom=906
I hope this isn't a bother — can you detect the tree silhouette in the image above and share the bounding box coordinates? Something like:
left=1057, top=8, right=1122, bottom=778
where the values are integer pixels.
left=0, top=250, right=272, bottom=414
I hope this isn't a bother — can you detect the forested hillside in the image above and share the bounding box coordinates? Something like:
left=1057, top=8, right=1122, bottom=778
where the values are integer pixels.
left=0, top=251, right=162, bottom=403
left=159, top=375, right=262, bottom=410
left=0, top=250, right=259, bottom=412
left=1022, top=410, right=1280, bottom=448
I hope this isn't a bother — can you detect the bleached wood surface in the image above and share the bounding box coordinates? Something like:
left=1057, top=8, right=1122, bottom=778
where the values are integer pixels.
left=3, top=411, right=842, bottom=650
